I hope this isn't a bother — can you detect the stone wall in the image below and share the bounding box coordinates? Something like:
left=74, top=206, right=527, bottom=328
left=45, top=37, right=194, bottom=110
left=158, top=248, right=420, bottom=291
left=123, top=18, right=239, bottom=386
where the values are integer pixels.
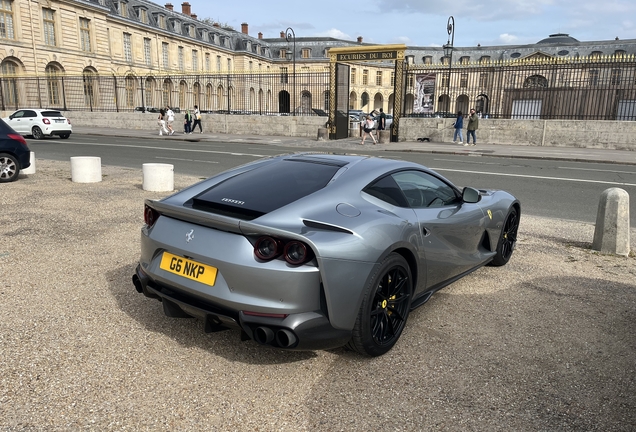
left=399, top=118, right=636, bottom=150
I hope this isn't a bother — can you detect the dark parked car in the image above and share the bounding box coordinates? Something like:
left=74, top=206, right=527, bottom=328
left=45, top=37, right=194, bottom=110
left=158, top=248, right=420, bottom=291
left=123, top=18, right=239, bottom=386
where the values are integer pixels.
left=133, top=153, right=520, bottom=356
left=0, top=118, right=31, bottom=183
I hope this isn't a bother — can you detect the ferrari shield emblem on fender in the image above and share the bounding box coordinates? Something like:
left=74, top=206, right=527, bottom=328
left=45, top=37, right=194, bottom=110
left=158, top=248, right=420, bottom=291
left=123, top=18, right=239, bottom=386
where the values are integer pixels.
left=487, top=209, right=493, bottom=220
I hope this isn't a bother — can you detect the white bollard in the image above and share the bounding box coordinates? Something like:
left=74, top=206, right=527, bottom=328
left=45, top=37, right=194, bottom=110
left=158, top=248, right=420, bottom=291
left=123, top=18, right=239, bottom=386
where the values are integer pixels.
left=70, top=156, right=102, bottom=183
left=142, top=163, right=174, bottom=192
left=592, top=188, right=630, bottom=257
left=22, top=152, right=36, bottom=175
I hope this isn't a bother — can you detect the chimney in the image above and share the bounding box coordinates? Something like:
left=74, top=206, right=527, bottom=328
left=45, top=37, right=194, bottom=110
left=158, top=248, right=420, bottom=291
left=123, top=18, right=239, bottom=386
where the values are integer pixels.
left=280, top=31, right=285, bottom=38
left=357, top=36, right=363, bottom=43
left=181, top=2, right=191, bottom=16
left=258, top=32, right=263, bottom=39
left=191, top=13, right=197, bottom=20
left=241, top=23, right=248, bottom=35
left=165, top=3, right=173, bottom=11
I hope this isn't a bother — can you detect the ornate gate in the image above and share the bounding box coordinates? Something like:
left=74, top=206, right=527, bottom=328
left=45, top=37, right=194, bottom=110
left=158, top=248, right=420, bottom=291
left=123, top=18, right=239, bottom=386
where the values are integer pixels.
left=328, top=44, right=406, bottom=142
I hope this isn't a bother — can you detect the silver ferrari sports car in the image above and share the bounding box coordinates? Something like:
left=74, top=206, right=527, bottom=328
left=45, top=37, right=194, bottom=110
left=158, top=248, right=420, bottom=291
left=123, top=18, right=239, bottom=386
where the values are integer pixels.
left=133, top=153, right=520, bottom=356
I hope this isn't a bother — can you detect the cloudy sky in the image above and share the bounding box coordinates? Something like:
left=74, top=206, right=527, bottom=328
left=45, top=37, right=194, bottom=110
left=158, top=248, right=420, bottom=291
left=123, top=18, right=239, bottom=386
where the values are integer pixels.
left=175, top=0, right=635, bottom=47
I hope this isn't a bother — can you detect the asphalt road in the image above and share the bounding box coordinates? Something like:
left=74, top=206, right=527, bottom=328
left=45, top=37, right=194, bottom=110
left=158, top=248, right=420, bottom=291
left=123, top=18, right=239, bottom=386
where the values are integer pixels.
left=26, top=134, right=636, bottom=226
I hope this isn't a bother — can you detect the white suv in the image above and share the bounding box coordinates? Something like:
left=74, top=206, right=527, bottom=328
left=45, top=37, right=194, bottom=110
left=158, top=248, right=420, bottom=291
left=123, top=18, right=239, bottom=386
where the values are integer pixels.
left=3, top=109, right=72, bottom=139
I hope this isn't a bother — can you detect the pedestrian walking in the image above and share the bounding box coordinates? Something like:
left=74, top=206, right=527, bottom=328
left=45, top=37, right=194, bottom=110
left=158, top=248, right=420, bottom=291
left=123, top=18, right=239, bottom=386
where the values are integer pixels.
left=453, top=111, right=464, bottom=144
left=376, top=108, right=386, bottom=138
left=184, top=109, right=192, bottom=134
left=192, top=105, right=203, bottom=133
left=157, top=109, right=168, bottom=135
left=166, top=106, right=175, bottom=135
left=466, top=108, right=479, bottom=146
left=360, top=115, right=377, bottom=145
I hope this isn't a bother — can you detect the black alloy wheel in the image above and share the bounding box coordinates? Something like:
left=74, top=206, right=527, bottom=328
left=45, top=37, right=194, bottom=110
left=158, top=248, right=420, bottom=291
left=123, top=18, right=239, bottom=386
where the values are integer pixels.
left=31, top=126, right=43, bottom=140
left=490, top=207, right=519, bottom=266
left=60, top=133, right=70, bottom=139
left=348, top=253, right=413, bottom=356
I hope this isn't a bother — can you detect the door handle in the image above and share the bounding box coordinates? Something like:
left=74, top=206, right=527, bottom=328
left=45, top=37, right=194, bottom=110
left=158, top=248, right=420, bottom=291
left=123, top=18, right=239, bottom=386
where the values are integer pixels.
left=422, top=227, right=431, bottom=237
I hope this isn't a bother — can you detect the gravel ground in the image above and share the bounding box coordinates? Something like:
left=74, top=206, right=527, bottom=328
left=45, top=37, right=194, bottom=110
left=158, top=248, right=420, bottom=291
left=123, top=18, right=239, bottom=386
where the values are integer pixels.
left=1, top=160, right=635, bottom=431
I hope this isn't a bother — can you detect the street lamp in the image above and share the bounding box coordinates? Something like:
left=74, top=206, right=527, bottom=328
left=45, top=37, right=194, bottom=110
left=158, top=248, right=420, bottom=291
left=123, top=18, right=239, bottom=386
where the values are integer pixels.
left=442, top=16, right=454, bottom=113
left=285, top=27, right=296, bottom=116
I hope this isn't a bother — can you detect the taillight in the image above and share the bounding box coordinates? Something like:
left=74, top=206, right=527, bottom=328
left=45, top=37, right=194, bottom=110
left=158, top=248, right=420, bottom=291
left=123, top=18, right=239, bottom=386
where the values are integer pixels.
left=67, top=119, right=71, bottom=124
left=254, top=236, right=313, bottom=265
left=254, top=236, right=282, bottom=260
left=144, top=204, right=159, bottom=227
left=42, top=118, right=51, bottom=125
left=7, top=133, right=27, bottom=147
left=284, top=241, right=312, bottom=265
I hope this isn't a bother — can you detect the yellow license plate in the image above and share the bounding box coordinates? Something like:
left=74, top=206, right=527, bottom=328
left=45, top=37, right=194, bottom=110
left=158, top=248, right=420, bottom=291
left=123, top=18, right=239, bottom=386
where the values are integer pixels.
left=159, top=252, right=218, bottom=286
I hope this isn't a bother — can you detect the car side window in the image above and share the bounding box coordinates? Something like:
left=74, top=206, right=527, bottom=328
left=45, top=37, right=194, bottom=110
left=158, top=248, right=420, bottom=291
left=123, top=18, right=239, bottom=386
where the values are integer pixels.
left=392, top=170, right=459, bottom=208
left=363, top=174, right=409, bottom=207
left=24, top=110, right=37, bottom=118
left=12, top=110, right=25, bottom=119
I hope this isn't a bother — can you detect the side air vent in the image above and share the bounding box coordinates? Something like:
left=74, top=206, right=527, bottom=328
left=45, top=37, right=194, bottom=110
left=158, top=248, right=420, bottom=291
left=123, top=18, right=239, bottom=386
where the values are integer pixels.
left=303, top=220, right=353, bottom=235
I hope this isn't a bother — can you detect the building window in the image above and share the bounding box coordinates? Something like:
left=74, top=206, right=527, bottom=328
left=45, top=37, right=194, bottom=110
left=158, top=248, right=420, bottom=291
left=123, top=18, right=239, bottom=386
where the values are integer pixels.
left=279, top=49, right=287, bottom=59
left=123, top=33, right=132, bottom=63
left=589, top=69, right=599, bottom=86
left=407, top=75, right=414, bottom=88
left=362, top=69, right=368, bottom=85
left=479, top=73, right=488, bottom=88
left=144, top=76, right=154, bottom=107
left=0, top=0, right=15, bottom=40
left=139, top=8, right=148, bottom=24
left=144, top=38, right=151, bottom=66
left=157, top=15, right=165, bottom=29
left=178, top=46, right=184, bottom=71
left=216, top=55, right=221, bottom=71
left=79, top=18, right=91, bottom=52
left=83, top=68, right=96, bottom=107
left=179, top=80, right=186, bottom=108
left=460, top=56, right=470, bottom=65
left=390, top=72, right=395, bottom=87
left=192, top=50, right=198, bottom=71
left=205, top=53, right=210, bottom=72
left=125, top=75, right=135, bottom=107
left=280, top=67, right=288, bottom=84
left=479, top=56, right=491, bottom=64
left=614, top=50, right=626, bottom=58
left=611, top=69, right=621, bottom=86
left=301, top=48, right=310, bottom=59
left=162, top=79, right=171, bottom=107
left=249, top=61, right=253, bottom=70
left=590, top=51, right=602, bottom=59
left=43, top=8, right=56, bottom=46
left=173, top=20, right=181, bottom=34
left=1, top=60, right=18, bottom=105
left=189, top=25, right=195, bottom=38
left=351, top=68, right=356, bottom=84
left=460, top=73, right=468, bottom=88
left=118, top=1, right=127, bottom=17
left=376, top=71, right=382, bottom=86
left=162, top=42, right=169, bottom=69
left=227, top=58, right=232, bottom=71
left=442, top=56, right=450, bottom=65
left=423, top=56, right=432, bottom=65
left=45, top=64, right=61, bottom=106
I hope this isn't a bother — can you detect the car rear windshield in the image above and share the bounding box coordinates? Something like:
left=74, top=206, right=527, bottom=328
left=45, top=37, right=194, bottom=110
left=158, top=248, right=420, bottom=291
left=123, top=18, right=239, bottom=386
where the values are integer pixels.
left=41, top=111, right=63, bottom=117
left=190, top=158, right=344, bottom=220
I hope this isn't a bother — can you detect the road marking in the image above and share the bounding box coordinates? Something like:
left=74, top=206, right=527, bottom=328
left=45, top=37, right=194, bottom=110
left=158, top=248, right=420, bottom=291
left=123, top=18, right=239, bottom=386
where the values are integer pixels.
left=431, top=167, right=636, bottom=187
left=557, top=166, right=636, bottom=175
left=57, top=141, right=267, bottom=158
left=155, top=157, right=219, bottom=164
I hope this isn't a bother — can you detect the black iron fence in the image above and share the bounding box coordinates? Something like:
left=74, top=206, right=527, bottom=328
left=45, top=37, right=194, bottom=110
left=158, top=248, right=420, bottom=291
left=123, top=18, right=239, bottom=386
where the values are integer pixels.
left=0, top=70, right=331, bottom=116
left=404, top=56, right=636, bottom=120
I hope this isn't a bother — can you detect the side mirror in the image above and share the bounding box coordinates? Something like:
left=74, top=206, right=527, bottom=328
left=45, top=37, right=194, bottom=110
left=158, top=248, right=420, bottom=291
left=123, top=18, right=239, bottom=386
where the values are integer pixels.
left=462, top=187, right=481, bottom=203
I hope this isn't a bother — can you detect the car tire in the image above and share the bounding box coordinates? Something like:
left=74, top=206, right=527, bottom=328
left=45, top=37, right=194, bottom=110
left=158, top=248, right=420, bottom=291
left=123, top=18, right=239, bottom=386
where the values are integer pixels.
left=60, top=134, right=70, bottom=139
left=347, top=252, right=413, bottom=357
left=32, top=126, right=43, bottom=140
left=0, top=153, right=20, bottom=183
left=489, top=206, right=520, bottom=267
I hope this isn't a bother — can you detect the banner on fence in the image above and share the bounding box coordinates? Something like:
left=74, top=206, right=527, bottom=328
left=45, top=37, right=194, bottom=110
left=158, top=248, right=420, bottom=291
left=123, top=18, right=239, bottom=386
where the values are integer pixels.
left=413, top=73, right=436, bottom=115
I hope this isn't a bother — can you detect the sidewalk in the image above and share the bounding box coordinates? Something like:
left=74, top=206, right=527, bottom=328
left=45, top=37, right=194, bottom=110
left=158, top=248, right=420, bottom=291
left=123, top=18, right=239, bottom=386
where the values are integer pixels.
left=73, top=126, right=636, bottom=166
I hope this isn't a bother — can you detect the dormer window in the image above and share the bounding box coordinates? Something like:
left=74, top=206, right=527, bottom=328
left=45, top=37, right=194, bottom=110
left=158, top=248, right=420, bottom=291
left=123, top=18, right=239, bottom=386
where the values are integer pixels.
left=301, top=48, right=310, bottom=58
left=201, top=29, right=208, bottom=41
left=118, top=1, right=128, bottom=17
left=188, top=24, right=195, bottom=38
left=172, top=20, right=181, bottom=33
left=135, top=7, right=148, bottom=24
left=155, top=14, right=166, bottom=29
left=279, top=49, right=287, bottom=59
left=422, top=55, right=432, bottom=65
left=459, top=56, right=470, bottom=64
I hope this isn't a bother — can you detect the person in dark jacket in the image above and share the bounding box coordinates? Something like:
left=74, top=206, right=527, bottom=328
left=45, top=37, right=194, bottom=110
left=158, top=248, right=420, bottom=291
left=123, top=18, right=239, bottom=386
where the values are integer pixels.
left=466, top=108, right=479, bottom=146
left=453, top=111, right=463, bottom=144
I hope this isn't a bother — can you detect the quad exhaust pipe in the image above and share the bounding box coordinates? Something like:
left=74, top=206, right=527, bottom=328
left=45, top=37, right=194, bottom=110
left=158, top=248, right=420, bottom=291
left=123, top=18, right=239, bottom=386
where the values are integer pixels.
left=253, top=326, right=297, bottom=348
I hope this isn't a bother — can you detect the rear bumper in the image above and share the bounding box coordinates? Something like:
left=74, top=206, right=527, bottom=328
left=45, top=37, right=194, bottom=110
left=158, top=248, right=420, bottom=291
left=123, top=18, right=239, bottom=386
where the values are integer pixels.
left=133, top=265, right=351, bottom=351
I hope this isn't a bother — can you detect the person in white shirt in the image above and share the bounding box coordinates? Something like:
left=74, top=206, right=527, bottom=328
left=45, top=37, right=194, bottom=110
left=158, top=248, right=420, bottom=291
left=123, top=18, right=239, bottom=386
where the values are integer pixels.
left=360, top=116, right=377, bottom=145
left=166, top=107, right=175, bottom=135
left=192, top=105, right=203, bottom=134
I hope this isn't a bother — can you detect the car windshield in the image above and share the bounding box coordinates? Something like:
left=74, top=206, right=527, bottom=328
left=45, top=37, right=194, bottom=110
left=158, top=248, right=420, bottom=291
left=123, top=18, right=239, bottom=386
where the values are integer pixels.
left=41, top=111, right=63, bottom=117
left=191, top=158, right=344, bottom=220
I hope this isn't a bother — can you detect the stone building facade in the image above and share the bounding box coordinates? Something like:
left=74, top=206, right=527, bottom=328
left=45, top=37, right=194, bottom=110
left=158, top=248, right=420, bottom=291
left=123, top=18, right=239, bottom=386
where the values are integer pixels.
left=0, top=0, right=635, bottom=117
